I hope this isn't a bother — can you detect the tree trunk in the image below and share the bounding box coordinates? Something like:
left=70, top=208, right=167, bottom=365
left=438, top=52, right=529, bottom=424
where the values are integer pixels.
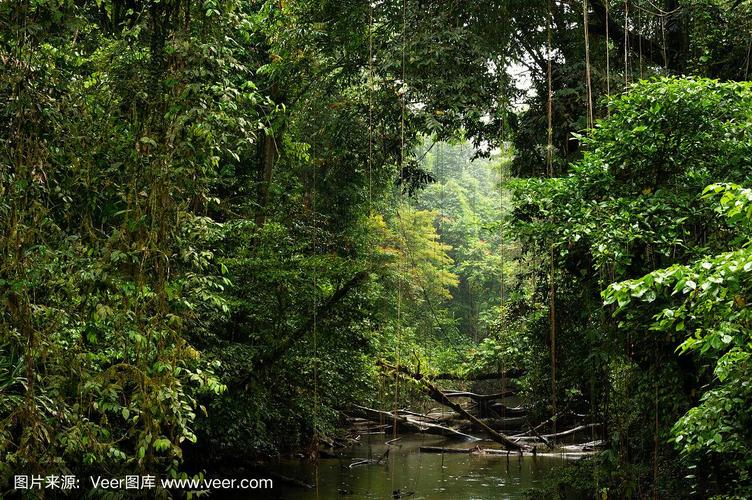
left=379, top=361, right=525, bottom=451
left=255, top=130, right=278, bottom=227
left=255, top=82, right=280, bottom=229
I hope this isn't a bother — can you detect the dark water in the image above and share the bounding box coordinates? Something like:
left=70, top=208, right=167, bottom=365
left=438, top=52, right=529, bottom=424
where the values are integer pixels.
left=265, top=434, right=574, bottom=499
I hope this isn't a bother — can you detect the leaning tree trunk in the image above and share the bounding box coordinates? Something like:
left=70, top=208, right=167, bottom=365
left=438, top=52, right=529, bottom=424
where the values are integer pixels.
left=378, top=361, right=524, bottom=451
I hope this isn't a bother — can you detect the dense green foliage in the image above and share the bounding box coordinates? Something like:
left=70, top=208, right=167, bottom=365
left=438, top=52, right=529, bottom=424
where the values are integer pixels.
left=0, top=0, right=515, bottom=483
left=2, top=0, right=752, bottom=498
left=1, top=0, right=244, bottom=482
left=514, top=78, right=752, bottom=497
left=605, top=183, right=752, bottom=496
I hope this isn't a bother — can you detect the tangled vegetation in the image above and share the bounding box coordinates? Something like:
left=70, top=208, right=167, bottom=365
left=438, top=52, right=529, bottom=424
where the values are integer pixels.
left=2, top=0, right=752, bottom=498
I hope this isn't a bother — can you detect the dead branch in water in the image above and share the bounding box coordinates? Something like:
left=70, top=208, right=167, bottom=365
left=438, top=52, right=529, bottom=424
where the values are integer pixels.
left=350, top=405, right=480, bottom=441
left=349, top=448, right=390, bottom=468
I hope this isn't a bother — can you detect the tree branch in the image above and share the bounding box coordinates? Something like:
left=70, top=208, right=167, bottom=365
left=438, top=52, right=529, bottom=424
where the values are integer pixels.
left=234, top=270, right=370, bottom=387
left=378, top=361, right=525, bottom=451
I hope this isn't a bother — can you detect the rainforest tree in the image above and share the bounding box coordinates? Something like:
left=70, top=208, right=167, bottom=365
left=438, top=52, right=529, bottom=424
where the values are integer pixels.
left=2, top=0, right=752, bottom=497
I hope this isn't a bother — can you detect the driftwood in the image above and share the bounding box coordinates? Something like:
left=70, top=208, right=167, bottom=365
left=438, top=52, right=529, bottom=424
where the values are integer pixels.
left=351, top=405, right=480, bottom=441
left=378, top=361, right=524, bottom=452
left=510, top=410, right=572, bottom=438
left=559, top=440, right=605, bottom=452
left=524, top=416, right=552, bottom=449
left=397, top=409, right=440, bottom=421
left=349, top=448, right=390, bottom=468
left=476, top=448, right=593, bottom=458
left=420, top=444, right=601, bottom=458
left=348, top=418, right=391, bottom=433
left=538, top=423, right=599, bottom=439
left=426, top=411, right=462, bottom=422
left=419, top=446, right=519, bottom=456
left=513, top=423, right=601, bottom=442
left=509, top=410, right=576, bottom=449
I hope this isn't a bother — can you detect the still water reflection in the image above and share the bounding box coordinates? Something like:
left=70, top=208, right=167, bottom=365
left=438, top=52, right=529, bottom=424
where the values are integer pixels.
left=268, top=434, right=571, bottom=499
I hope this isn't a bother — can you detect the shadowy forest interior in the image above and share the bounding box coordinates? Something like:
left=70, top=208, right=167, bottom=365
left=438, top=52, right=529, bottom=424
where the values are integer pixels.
left=2, top=0, right=752, bottom=498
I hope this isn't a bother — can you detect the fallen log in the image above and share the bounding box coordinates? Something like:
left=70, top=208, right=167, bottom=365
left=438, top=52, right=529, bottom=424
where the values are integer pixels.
left=351, top=405, right=480, bottom=441
left=419, top=445, right=598, bottom=458
left=524, top=416, right=552, bottom=449
left=397, top=409, right=440, bottom=421
left=426, top=411, right=462, bottom=422
left=349, top=420, right=391, bottom=431
left=510, top=410, right=571, bottom=438
left=513, top=423, right=600, bottom=442
left=560, top=440, right=605, bottom=452
left=478, top=448, right=593, bottom=458
left=540, top=423, right=599, bottom=439
left=378, top=361, right=524, bottom=452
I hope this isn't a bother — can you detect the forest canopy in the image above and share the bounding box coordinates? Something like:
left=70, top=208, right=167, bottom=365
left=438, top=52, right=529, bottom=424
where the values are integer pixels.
left=2, top=0, right=752, bottom=498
